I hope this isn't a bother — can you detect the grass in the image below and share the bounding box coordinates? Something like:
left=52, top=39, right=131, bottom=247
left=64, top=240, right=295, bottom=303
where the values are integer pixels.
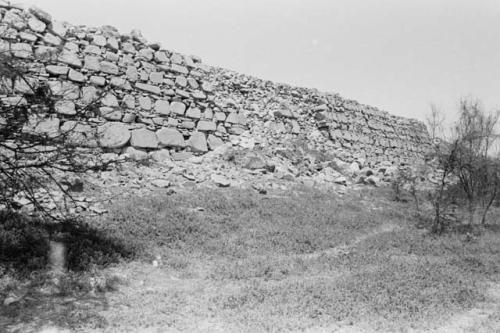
left=2, top=185, right=500, bottom=332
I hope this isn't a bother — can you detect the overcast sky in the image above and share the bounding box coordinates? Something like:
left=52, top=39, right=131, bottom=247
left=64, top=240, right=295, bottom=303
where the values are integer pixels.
left=21, top=0, right=500, bottom=123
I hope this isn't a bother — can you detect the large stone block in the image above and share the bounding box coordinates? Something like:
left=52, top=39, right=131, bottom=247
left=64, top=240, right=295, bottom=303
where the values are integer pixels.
left=155, top=100, right=170, bottom=115
left=197, top=121, right=216, bottom=132
left=58, top=51, right=82, bottom=68
left=130, top=128, right=158, bottom=149
left=207, top=134, right=224, bottom=150
left=157, top=128, right=185, bottom=148
left=98, top=122, right=130, bottom=149
left=185, top=107, right=201, bottom=119
left=170, top=101, right=186, bottom=115
left=188, top=132, right=208, bottom=153
left=100, top=61, right=119, bottom=75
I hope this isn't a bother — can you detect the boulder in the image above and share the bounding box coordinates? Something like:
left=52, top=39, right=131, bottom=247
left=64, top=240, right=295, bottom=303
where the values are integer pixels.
left=156, top=128, right=185, bottom=148
left=188, top=132, right=208, bottom=153
left=207, top=134, right=224, bottom=150
left=98, top=122, right=130, bottom=149
left=130, top=128, right=158, bottom=149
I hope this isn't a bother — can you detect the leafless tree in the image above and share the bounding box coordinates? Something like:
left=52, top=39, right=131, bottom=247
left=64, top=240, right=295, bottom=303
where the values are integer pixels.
left=0, top=47, right=111, bottom=219
left=452, top=98, right=500, bottom=226
left=426, top=103, right=445, bottom=141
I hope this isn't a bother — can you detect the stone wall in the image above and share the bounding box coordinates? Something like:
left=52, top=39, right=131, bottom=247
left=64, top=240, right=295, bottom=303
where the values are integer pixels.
left=0, top=4, right=431, bottom=167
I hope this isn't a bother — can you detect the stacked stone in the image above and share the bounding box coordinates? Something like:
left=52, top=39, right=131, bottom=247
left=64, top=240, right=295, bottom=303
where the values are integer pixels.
left=0, top=4, right=431, bottom=167
left=0, top=5, right=249, bottom=161
left=208, top=67, right=431, bottom=166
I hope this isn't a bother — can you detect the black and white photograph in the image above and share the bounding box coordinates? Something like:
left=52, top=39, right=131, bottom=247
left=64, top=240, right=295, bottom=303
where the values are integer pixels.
left=0, top=0, right=499, bottom=332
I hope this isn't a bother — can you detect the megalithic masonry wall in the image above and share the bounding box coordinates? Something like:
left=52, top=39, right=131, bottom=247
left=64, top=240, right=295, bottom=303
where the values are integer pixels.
left=0, top=4, right=431, bottom=166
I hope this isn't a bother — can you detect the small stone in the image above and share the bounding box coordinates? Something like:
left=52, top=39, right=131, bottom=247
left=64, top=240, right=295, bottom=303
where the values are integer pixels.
left=171, top=151, right=193, bottom=161
left=214, top=112, right=226, bottom=122
left=19, top=32, right=37, bottom=42
left=110, top=77, right=130, bottom=89
left=138, top=48, right=154, bottom=60
left=180, top=121, right=195, bottom=129
left=149, top=72, right=163, bottom=84
left=149, top=149, right=171, bottom=163
left=101, top=93, right=119, bottom=107
left=123, top=146, right=148, bottom=161
left=175, top=76, right=187, bottom=87
left=201, top=82, right=214, bottom=92
left=106, top=37, right=119, bottom=51
left=244, top=156, right=266, bottom=170
left=188, top=78, right=199, bottom=89
left=154, top=51, right=169, bottom=63
left=138, top=96, right=152, bottom=110
left=55, top=100, right=76, bottom=116
left=92, top=35, right=107, bottom=47
left=84, top=44, right=101, bottom=55
left=135, top=83, right=161, bottom=95
left=90, top=76, right=106, bottom=86
left=126, top=66, right=139, bottom=81
left=28, top=16, right=46, bottom=32
left=52, top=21, right=68, bottom=37
left=197, top=121, right=216, bottom=132
left=171, top=64, right=188, bottom=75
left=122, top=113, right=136, bottom=123
left=84, top=56, right=100, bottom=71
left=58, top=51, right=82, bottom=68
left=68, top=69, right=86, bottom=83
left=46, top=65, right=69, bottom=75
left=212, top=174, right=230, bottom=187
left=152, top=179, right=171, bottom=188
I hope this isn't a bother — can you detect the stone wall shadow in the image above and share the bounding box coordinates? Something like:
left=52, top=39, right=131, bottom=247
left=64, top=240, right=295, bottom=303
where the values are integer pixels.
left=0, top=211, right=136, bottom=332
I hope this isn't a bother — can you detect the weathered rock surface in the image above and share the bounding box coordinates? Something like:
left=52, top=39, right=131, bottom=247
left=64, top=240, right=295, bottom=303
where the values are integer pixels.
left=98, top=122, right=131, bottom=149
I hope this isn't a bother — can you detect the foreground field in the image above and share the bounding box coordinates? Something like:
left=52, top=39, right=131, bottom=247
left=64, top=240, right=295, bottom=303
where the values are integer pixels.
left=1, top=186, right=500, bottom=332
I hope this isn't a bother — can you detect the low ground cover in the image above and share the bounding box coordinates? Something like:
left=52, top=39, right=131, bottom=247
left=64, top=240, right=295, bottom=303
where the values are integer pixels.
left=1, top=185, right=500, bottom=332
